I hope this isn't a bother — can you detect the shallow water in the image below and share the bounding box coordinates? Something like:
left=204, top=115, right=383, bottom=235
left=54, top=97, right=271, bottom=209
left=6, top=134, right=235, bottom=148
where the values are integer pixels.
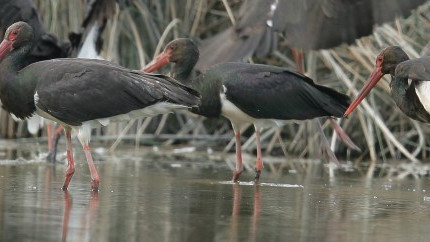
left=1, top=143, right=430, bottom=241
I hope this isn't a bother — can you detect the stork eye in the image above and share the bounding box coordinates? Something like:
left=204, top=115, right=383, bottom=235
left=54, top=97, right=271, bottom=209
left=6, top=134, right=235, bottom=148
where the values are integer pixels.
left=376, top=55, right=383, bottom=64
left=9, top=30, right=19, bottom=40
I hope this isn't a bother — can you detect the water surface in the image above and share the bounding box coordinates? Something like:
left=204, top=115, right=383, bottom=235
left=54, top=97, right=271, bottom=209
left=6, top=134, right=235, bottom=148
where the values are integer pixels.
left=0, top=144, right=430, bottom=241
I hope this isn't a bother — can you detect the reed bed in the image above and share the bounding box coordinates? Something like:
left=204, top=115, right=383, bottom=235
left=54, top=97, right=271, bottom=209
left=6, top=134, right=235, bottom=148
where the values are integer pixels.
left=1, top=0, right=430, bottom=174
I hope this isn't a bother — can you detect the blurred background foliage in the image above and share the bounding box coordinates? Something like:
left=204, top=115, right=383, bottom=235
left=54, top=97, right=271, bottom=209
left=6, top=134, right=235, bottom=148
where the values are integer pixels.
left=2, top=0, right=430, bottom=169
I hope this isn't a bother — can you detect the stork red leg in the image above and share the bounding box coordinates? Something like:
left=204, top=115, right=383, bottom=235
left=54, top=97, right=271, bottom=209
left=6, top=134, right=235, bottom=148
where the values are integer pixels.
left=232, top=126, right=244, bottom=182
left=47, top=124, right=64, bottom=163
left=46, top=122, right=53, bottom=152
left=0, top=23, right=200, bottom=193
left=292, top=48, right=305, bottom=74
left=46, top=122, right=55, bottom=163
left=83, top=144, right=100, bottom=191
left=62, top=129, right=75, bottom=191
left=254, top=127, right=263, bottom=181
left=54, top=125, right=63, bottom=140
left=328, top=118, right=360, bottom=151
left=52, top=125, right=64, bottom=155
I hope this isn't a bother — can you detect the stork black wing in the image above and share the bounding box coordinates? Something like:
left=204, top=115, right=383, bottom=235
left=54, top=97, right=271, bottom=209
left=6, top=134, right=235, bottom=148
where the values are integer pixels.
left=196, top=0, right=426, bottom=69
left=22, top=59, right=199, bottom=126
left=395, top=57, right=430, bottom=81
left=281, top=0, right=426, bottom=50
left=208, top=62, right=350, bottom=119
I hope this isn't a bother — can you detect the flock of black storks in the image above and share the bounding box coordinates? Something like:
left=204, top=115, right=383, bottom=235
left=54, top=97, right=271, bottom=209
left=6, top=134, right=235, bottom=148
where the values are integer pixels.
left=0, top=0, right=428, bottom=191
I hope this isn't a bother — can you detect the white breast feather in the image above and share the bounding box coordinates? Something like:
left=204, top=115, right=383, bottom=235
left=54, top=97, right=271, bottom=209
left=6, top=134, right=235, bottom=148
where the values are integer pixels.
left=75, top=122, right=92, bottom=145
left=27, top=115, right=44, bottom=135
left=100, top=102, right=187, bottom=123
left=415, top=81, right=430, bottom=114
left=97, top=118, right=110, bottom=126
left=220, top=92, right=291, bottom=130
left=36, top=101, right=188, bottom=145
left=34, top=91, right=39, bottom=104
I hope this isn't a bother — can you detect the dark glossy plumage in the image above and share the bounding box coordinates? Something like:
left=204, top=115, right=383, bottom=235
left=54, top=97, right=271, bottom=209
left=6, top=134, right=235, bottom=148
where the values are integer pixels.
left=0, top=0, right=70, bottom=64
left=196, top=0, right=427, bottom=71
left=193, top=62, right=349, bottom=119
left=394, top=80, right=430, bottom=123
left=345, top=46, right=430, bottom=123
left=395, top=57, right=430, bottom=81
left=277, top=0, right=426, bottom=50
left=143, top=38, right=352, bottom=181
left=0, top=22, right=201, bottom=191
left=391, top=57, right=430, bottom=123
left=1, top=58, right=199, bottom=125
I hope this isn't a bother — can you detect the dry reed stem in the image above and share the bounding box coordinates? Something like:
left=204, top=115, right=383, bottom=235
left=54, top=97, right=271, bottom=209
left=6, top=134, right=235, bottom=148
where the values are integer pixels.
left=221, top=0, right=236, bottom=25
left=2, top=0, right=428, bottom=171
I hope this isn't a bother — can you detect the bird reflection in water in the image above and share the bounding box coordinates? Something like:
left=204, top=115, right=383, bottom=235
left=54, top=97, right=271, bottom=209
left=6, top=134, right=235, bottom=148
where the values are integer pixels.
left=230, top=184, right=262, bottom=242
left=61, top=191, right=72, bottom=242
left=229, top=184, right=242, bottom=241
left=251, top=185, right=261, bottom=242
left=60, top=191, right=99, bottom=242
left=81, top=191, right=100, bottom=240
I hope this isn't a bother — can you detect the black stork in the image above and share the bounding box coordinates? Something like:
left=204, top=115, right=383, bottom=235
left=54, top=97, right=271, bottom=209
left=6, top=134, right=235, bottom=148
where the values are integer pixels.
left=0, top=0, right=72, bottom=162
left=0, top=22, right=200, bottom=191
left=196, top=0, right=427, bottom=72
left=47, top=0, right=131, bottom=162
left=344, top=46, right=430, bottom=123
left=0, top=0, right=70, bottom=63
left=142, top=38, right=350, bottom=182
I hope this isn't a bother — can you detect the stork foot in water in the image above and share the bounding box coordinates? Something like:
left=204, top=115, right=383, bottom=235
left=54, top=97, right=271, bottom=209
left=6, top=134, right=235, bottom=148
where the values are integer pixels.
left=143, top=38, right=351, bottom=182
left=0, top=22, right=200, bottom=191
left=46, top=124, right=63, bottom=163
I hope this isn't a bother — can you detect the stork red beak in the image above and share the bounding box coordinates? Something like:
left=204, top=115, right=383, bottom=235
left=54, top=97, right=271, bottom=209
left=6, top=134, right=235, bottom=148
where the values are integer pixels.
left=343, top=67, right=384, bottom=117
left=141, top=51, right=171, bottom=73
left=0, top=39, right=13, bottom=62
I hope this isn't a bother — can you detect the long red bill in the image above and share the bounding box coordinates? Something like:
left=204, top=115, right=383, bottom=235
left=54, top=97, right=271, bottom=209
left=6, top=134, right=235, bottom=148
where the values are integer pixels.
left=140, top=52, right=171, bottom=73
left=0, top=39, right=13, bottom=62
left=343, top=67, right=384, bottom=117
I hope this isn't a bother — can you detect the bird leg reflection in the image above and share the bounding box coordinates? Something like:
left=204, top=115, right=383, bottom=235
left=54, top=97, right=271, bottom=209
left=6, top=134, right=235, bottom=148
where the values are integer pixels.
left=230, top=183, right=242, bottom=241
left=230, top=183, right=262, bottom=242
left=61, top=191, right=73, bottom=242
left=250, top=185, right=261, bottom=242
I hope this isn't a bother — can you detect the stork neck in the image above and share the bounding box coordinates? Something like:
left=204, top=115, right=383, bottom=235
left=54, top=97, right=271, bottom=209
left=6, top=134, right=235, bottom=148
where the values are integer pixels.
left=171, top=55, right=198, bottom=84
left=390, top=75, right=409, bottom=107
left=0, top=46, right=27, bottom=97
left=390, top=75, right=408, bottom=93
left=171, top=65, right=193, bottom=84
left=0, top=44, right=32, bottom=74
left=0, top=43, right=36, bottom=119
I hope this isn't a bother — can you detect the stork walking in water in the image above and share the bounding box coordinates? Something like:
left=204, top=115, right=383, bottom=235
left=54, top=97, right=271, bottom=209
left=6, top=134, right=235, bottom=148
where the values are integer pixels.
left=0, top=22, right=200, bottom=191
left=143, top=38, right=351, bottom=182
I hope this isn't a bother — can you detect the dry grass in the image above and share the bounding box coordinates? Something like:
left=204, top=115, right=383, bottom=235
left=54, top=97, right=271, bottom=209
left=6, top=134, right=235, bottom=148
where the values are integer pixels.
left=2, top=0, right=430, bottom=175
